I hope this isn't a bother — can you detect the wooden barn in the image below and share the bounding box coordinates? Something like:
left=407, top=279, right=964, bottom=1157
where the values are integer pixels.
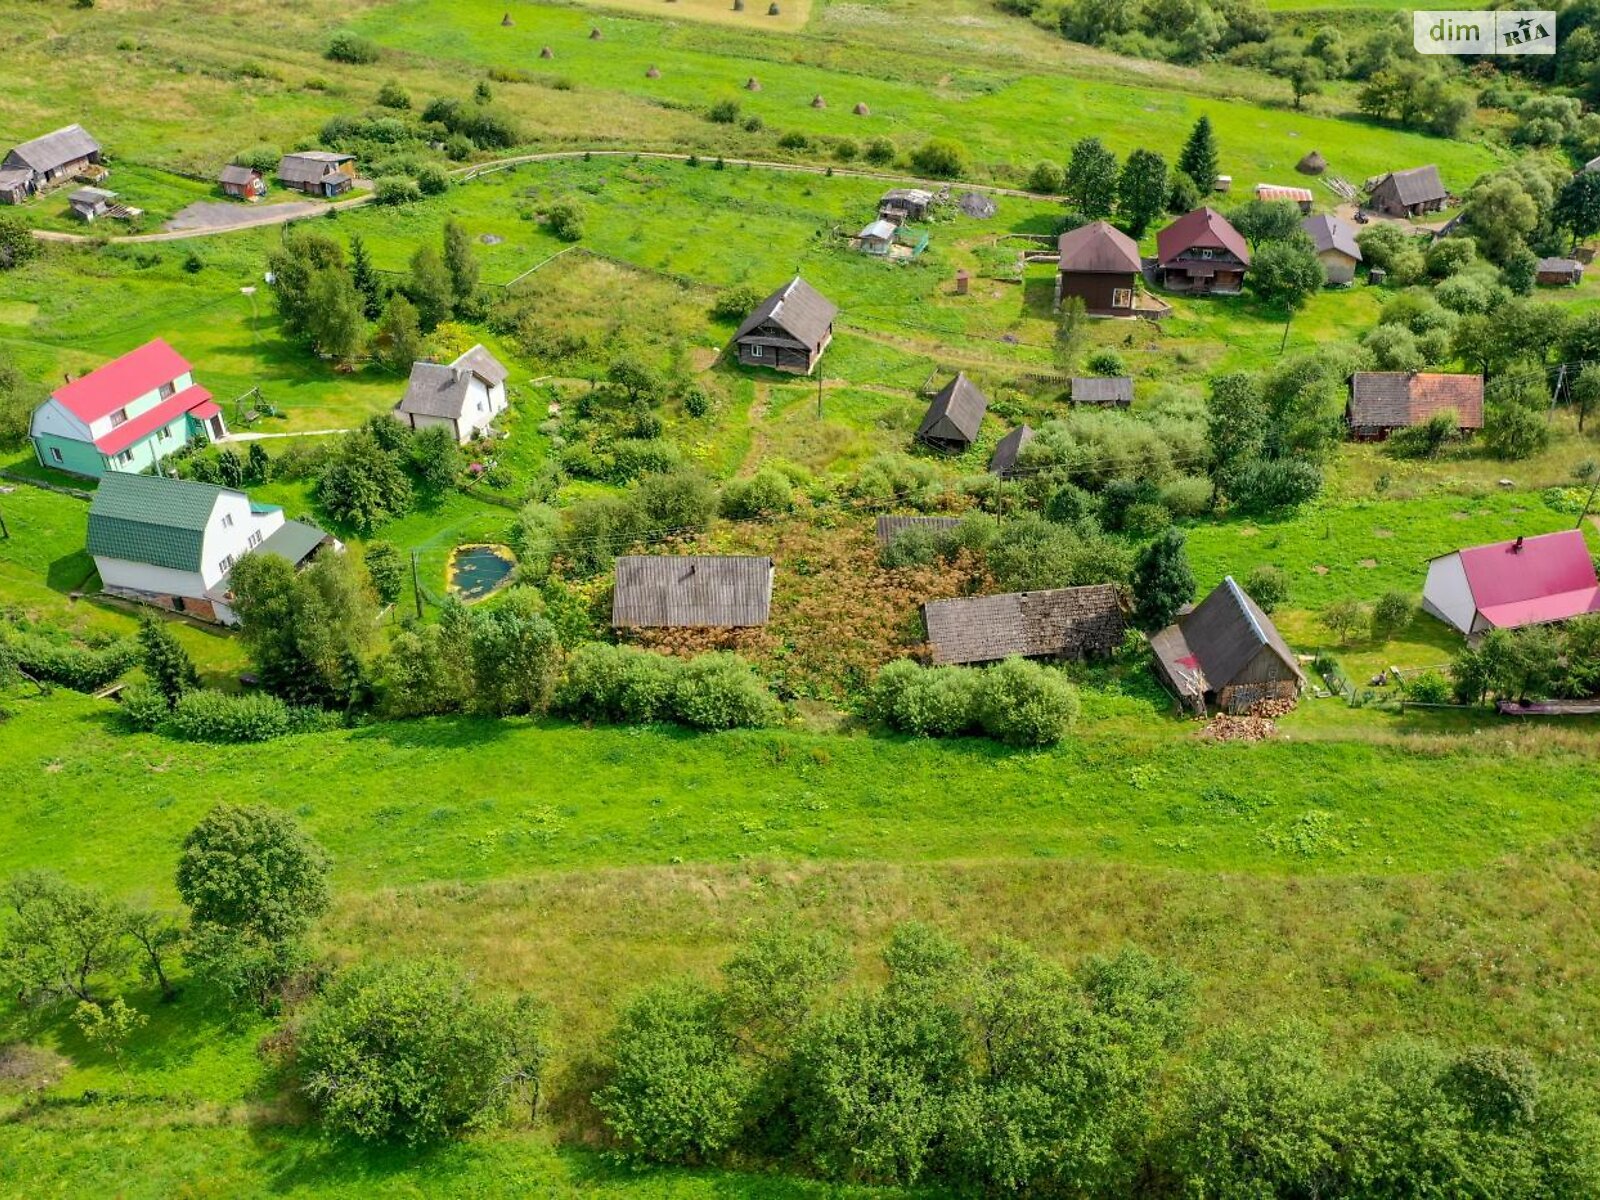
left=1536, top=257, right=1583, bottom=287
left=733, top=277, right=837, bottom=375
left=612, top=555, right=774, bottom=629
left=1366, top=165, right=1447, bottom=218
left=1150, top=576, right=1304, bottom=715
left=1070, top=376, right=1133, bottom=408
left=0, top=124, right=102, bottom=203
left=1348, top=372, right=1483, bottom=441
left=1056, top=220, right=1141, bottom=317
left=276, top=151, right=357, bottom=197
left=218, top=164, right=266, bottom=200
left=878, top=188, right=933, bottom=224
left=989, top=425, right=1034, bottom=478
left=916, top=373, right=988, bottom=452
left=922, top=585, right=1124, bottom=666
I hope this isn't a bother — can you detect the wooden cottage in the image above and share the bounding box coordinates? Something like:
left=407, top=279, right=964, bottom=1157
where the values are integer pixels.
left=1056, top=220, right=1141, bottom=317
left=878, top=188, right=933, bottom=224
left=1301, top=214, right=1362, bottom=286
left=917, top=373, right=987, bottom=452
left=1070, top=377, right=1133, bottom=408
left=922, top=585, right=1124, bottom=666
left=611, top=555, right=774, bottom=628
left=1536, top=257, right=1583, bottom=287
left=1348, top=372, right=1484, bottom=441
left=276, top=151, right=357, bottom=197
left=1150, top=576, right=1304, bottom=715
left=218, top=165, right=266, bottom=200
left=1155, top=207, right=1250, bottom=294
left=989, top=425, right=1034, bottom=478
left=1366, top=166, right=1446, bottom=218
left=733, top=277, right=837, bottom=375
left=0, top=124, right=102, bottom=204
left=393, top=345, right=509, bottom=444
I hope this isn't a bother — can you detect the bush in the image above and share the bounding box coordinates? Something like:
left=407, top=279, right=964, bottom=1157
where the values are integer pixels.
left=1370, top=590, right=1415, bottom=638
left=118, top=682, right=169, bottom=732
left=720, top=468, right=794, bottom=519
left=1158, top=475, right=1212, bottom=519
left=12, top=634, right=138, bottom=692
left=633, top=469, right=717, bottom=532
left=232, top=144, right=281, bottom=172
left=325, top=32, right=379, bottom=64
left=167, top=689, right=293, bottom=744
left=374, top=176, right=422, bottom=206
left=546, top=197, right=584, bottom=242
left=1244, top=565, right=1289, bottom=613
left=1229, top=459, right=1322, bottom=513
left=376, top=81, right=411, bottom=109
left=708, top=100, right=741, bottom=124
left=711, top=285, right=762, bottom=323
left=415, top=163, right=450, bottom=195
left=909, top=138, right=968, bottom=179
left=612, top=439, right=683, bottom=483
left=558, top=643, right=680, bottom=723
left=1424, top=237, right=1476, bottom=278
left=671, top=653, right=783, bottom=730
left=971, top=657, right=1080, bottom=747
left=1405, top=671, right=1451, bottom=704
left=1026, top=161, right=1064, bottom=194
left=863, top=137, right=897, bottom=166
left=1085, top=348, right=1126, bottom=376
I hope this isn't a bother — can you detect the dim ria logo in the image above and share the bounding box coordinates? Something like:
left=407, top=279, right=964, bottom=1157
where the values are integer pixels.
left=1414, top=11, right=1556, bottom=55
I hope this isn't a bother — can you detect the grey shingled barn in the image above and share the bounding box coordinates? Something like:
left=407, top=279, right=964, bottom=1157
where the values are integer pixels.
left=1366, top=165, right=1447, bottom=218
left=733, top=278, right=837, bottom=375
left=1149, top=576, right=1304, bottom=714
left=917, top=373, right=988, bottom=452
left=922, top=586, right=1124, bottom=666
left=612, top=555, right=774, bottom=628
left=0, top=124, right=102, bottom=204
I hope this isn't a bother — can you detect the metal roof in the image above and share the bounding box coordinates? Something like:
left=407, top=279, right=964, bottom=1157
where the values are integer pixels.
left=917, top=373, right=988, bottom=447
left=922, top=585, right=1123, bottom=665
left=256, top=519, right=328, bottom=566
left=735, top=278, right=838, bottom=351
left=1301, top=214, right=1362, bottom=260
left=1254, top=184, right=1314, bottom=204
left=612, top=555, right=773, bottom=628
left=859, top=219, right=898, bottom=241
left=1057, top=220, right=1140, bottom=275
left=1447, top=531, right=1600, bottom=630
left=1349, top=372, right=1483, bottom=430
left=1156, top=207, right=1251, bottom=268
left=5, top=124, right=99, bottom=173
left=87, top=473, right=227, bottom=573
left=52, top=339, right=193, bottom=424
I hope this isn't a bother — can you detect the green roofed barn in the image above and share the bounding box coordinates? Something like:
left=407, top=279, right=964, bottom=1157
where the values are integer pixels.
left=87, top=472, right=338, bottom=625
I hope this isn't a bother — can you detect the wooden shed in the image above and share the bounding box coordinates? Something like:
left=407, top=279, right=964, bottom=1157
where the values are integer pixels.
left=1366, top=165, right=1446, bottom=218
left=612, top=555, right=774, bottom=628
left=989, top=425, right=1034, bottom=478
left=1150, top=577, right=1304, bottom=715
left=916, top=373, right=988, bottom=452
left=1070, top=377, right=1133, bottom=408
left=922, top=585, right=1124, bottom=666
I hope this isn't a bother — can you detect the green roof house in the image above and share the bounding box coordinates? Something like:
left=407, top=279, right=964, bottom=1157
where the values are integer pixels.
left=88, top=473, right=337, bottom=625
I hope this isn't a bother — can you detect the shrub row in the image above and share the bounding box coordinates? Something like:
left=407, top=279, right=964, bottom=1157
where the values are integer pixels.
left=11, top=635, right=138, bottom=692
left=121, top=684, right=340, bottom=743
left=869, top=657, right=1080, bottom=747
left=558, top=644, right=781, bottom=731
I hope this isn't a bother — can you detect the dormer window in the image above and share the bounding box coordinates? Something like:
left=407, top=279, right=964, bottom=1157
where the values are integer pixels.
left=1200, top=249, right=1214, bottom=260
left=158, top=381, right=176, bottom=400
left=108, top=408, right=128, bottom=427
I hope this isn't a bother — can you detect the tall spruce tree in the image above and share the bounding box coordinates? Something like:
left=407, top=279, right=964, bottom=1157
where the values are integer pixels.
left=1132, top=528, right=1196, bottom=631
left=441, top=219, right=480, bottom=314
left=1177, top=116, right=1219, bottom=197
left=348, top=235, right=383, bottom=320
left=136, top=614, right=200, bottom=708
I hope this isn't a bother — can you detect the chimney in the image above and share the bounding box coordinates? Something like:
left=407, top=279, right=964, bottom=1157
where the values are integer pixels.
left=1513, top=536, right=1524, bottom=553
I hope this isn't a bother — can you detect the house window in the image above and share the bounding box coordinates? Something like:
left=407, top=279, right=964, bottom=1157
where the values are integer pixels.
left=50, top=447, right=63, bottom=464
left=750, top=345, right=764, bottom=358
left=158, top=381, right=176, bottom=400
left=1112, top=288, right=1133, bottom=309
left=108, top=408, right=128, bottom=428
left=247, top=530, right=263, bottom=549
left=220, top=513, right=234, bottom=529
left=218, top=554, right=235, bottom=575
left=1200, top=249, right=1214, bottom=260
left=115, top=449, right=134, bottom=465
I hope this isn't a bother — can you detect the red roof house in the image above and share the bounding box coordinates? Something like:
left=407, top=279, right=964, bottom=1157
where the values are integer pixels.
left=1155, top=207, right=1251, bottom=294
left=30, top=339, right=225, bottom=478
left=1348, top=372, right=1484, bottom=440
left=1423, top=530, right=1600, bottom=636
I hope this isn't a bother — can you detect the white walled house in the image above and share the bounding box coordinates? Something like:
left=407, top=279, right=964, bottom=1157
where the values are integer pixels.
left=87, top=473, right=336, bottom=625
left=1423, top=530, right=1600, bottom=637
left=392, top=345, right=509, bottom=444
left=30, top=339, right=225, bottom=478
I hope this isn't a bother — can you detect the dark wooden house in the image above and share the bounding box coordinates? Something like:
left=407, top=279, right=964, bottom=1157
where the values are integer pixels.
left=218, top=164, right=266, bottom=200
left=989, top=424, right=1034, bottom=478
left=917, top=373, right=987, bottom=452
left=1150, top=576, right=1304, bottom=714
left=733, top=277, right=837, bottom=375
left=1366, top=165, right=1446, bottom=218
left=1347, top=372, right=1484, bottom=441
left=1155, top=207, right=1250, bottom=294
left=612, top=555, right=774, bottom=628
left=1070, top=377, right=1133, bottom=408
left=1056, top=220, right=1141, bottom=316
left=0, top=123, right=102, bottom=204
left=276, top=151, right=357, bottom=197
left=922, top=585, right=1124, bottom=666
left=1536, top=257, right=1583, bottom=286
left=879, top=188, right=933, bottom=224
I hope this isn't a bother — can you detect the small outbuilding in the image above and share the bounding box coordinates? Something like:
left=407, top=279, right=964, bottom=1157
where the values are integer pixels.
left=922, top=585, right=1124, bottom=666
left=1150, top=576, right=1304, bottom=715
left=67, top=187, right=117, bottom=222
left=1347, top=372, right=1483, bottom=441
left=612, top=555, right=774, bottom=628
left=218, top=164, right=266, bottom=200
left=1070, top=376, right=1133, bottom=408
left=1536, top=257, right=1583, bottom=286
left=394, top=344, right=509, bottom=444
left=878, top=188, right=933, bottom=224
left=1056, top=220, right=1141, bottom=317
left=1301, top=213, right=1362, bottom=285
left=989, top=424, right=1034, bottom=478
left=1424, top=530, right=1600, bottom=637
left=1366, top=165, right=1447, bottom=218
left=277, top=151, right=357, bottom=197
left=733, top=277, right=837, bottom=375
left=1155, top=207, right=1250, bottom=294
left=1254, top=183, right=1314, bottom=213
left=916, top=373, right=988, bottom=452
left=855, top=218, right=899, bottom=255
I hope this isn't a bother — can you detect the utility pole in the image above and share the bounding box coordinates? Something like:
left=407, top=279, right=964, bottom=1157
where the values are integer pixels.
left=411, top=551, right=424, bottom=619
left=817, top=369, right=823, bottom=421
left=0, top=504, right=9, bottom=540
left=1577, top=472, right=1600, bottom=531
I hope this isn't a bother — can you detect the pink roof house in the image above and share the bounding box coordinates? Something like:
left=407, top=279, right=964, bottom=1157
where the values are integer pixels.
left=1423, top=530, right=1600, bottom=636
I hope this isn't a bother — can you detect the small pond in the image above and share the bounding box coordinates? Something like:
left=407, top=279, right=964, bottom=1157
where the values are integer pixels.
left=448, top=543, right=516, bottom=601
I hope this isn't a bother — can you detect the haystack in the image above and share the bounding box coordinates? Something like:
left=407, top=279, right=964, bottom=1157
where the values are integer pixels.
left=1296, top=149, right=1327, bottom=176
left=768, top=1, right=780, bottom=13
left=853, top=102, right=870, bottom=116
left=732, top=0, right=745, bottom=8
left=539, top=45, right=554, bottom=59
left=745, top=76, right=761, bottom=91
left=501, top=12, right=514, bottom=26
left=811, top=94, right=825, bottom=109
left=645, top=65, right=661, bottom=79
left=589, top=27, right=603, bottom=40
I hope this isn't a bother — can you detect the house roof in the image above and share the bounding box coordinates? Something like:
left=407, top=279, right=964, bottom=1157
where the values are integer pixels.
left=1447, top=530, right=1600, bottom=630
left=989, top=424, right=1034, bottom=476
left=218, top=164, right=260, bottom=185
left=874, top=515, right=961, bottom=545
left=1153, top=576, right=1301, bottom=695
left=87, top=472, right=227, bottom=573
left=394, top=345, right=507, bottom=420
left=52, top=339, right=193, bottom=425
left=1373, top=165, right=1446, bottom=207
left=1254, top=184, right=1313, bottom=204
left=1588, top=156, right=1600, bottom=173
left=859, top=218, right=898, bottom=241
left=6, top=124, right=99, bottom=173
left=277, top=151, right=354, bottom=184
left=612, top=555, right=773, bottom=627
left=0, top=167, right=31, bottom=191
left=1057, top=220, right=1140, bottom=275
left=1349, top=372, right=1484, bottom=430
left=881, top=188, right=932, bottom=206
left=256, top=519, right=329, bottom=566
left=1537, top=257, right=1582, bottom=273
left=68, top=187, right=114, bottom=205
left=1156, top=207, right=1251, bottom=267
left=922, top=585, right=1123, bottom=666
left=734, top=277, right=838, bottom=351
left=1070, top=376, right=1133, bottom=406
left=917, top=373, right=988, bottom=446
left=1302, top=214, right=1361, bottom=261
left=96, top=385, right=215, bottom=455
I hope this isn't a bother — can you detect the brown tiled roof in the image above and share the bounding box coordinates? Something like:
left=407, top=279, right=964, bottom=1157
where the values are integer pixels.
left=1349, top=372, right=1484, bottom=430
left=875, top=515, right=960, bottom=545
left=923, top=585, right=1123, bottom=666
left=612, top=555, right=773, bottom=628
left=734, top=277, right=838, bottom=351
left=1057, top=220, right=1140, bottom=274
left=917, top=373, right=988, bottom=447
left=1156, top=207, right=1251, bottom=268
